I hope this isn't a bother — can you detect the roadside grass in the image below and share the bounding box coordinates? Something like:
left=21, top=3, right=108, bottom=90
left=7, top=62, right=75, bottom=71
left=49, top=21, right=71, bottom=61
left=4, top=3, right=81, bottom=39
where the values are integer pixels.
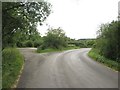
left=37, top=46, right=80, bottom=53
left=88, top=48, right=119, bottom=71
left=2, top=48, right=24, bottom=88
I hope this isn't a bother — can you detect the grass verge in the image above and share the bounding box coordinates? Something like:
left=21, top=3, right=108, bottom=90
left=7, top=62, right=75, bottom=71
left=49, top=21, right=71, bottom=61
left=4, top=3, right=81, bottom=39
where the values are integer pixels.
left=37, top=46, right=80, bottom=53
left=2, top=48, right=24, bottom=88
left=88, top=48, right=119, bottom=71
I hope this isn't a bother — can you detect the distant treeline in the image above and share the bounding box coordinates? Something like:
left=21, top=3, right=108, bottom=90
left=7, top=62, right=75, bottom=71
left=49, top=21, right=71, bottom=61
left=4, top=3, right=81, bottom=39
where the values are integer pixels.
left=68, top=39, right=95, bottom=48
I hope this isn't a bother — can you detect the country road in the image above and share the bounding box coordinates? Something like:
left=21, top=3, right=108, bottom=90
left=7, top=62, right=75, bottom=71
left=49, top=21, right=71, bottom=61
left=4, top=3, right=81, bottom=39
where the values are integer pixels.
left=17, top=48, right=118, bottom=88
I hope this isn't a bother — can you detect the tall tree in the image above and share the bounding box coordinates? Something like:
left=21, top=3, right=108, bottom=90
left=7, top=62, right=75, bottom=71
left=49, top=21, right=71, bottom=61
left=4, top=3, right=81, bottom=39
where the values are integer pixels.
left=2, top=1, right=51, bottom=48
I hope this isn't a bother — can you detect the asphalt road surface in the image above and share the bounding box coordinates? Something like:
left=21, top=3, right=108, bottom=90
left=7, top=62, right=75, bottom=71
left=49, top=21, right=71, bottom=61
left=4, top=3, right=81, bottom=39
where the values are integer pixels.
left=17, top=48, right=118, bottom=88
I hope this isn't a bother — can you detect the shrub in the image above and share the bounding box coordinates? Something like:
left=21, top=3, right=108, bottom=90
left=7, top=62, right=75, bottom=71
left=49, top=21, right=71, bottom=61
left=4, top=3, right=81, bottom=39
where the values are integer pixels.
left=43, top=28, right=68, bottom=49
left=2, top=48, right=24, bottom=88
left=33, top=40, right=43, bottom=48
left=88, top=48, right=119, bottom=71
left=16, top=42, right=23, bottom=47
left=24, top=40, right=33, bottom=47
left=96, top=21, right=119, bottom=60
left=16, top=42, right=26, bottom=47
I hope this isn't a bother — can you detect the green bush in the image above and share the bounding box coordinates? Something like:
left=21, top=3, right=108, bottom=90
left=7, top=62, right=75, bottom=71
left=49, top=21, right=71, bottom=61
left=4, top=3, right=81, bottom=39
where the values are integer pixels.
left=33, top=40, right=43, bottom=48
left=96, top=21, right=120, bottom=60
left=2, top=48, right=24, bottom=88
left=16, top=42, right=26, bottom=47
left=24, top=40, right=33, bottom=47
left=37, top=45, right=80, bottom=53
left=16, top=42, right=23, bottom=47
left=43, top=28, right=68, bottom=49
left=88, top=48, right=119, bottom=71
left=37, top=47, right=59, bottom=53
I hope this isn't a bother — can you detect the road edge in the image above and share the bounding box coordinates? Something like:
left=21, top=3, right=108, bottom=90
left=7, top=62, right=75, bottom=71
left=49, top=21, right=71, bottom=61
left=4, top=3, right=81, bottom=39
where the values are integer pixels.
left=11, top=60, right=25, bottom=88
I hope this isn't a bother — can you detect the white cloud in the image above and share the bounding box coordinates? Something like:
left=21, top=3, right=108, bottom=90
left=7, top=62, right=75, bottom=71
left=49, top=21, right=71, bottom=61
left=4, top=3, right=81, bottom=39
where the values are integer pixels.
left=37, top=0, right=119, bottom=39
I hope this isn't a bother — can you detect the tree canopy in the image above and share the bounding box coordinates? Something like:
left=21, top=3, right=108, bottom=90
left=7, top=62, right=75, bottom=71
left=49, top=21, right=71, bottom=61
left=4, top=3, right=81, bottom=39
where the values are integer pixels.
left=2, top=1, right=51, bottom=48
left=95, top=21, right=120, bottom=61
left=43, top=27, right=68, bottom=49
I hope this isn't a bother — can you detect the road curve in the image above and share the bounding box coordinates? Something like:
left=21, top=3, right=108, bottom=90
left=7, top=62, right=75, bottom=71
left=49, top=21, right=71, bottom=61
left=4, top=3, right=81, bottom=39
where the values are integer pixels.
left=17, top=48, right=118, bottom=88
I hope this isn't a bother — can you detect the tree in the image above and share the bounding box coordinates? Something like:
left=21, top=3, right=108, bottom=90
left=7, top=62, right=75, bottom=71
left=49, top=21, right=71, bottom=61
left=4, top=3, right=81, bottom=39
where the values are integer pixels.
left=16, top=30, right=43, bottom=47
left=95, top=21, right=120, bottom=61
left=2, top=1, right=51, bottom=48
left=43, top=27, right=68, bottom=49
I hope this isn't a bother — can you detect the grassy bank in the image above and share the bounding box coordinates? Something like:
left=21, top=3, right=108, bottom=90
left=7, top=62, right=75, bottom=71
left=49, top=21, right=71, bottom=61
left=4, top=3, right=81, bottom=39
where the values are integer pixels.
left=2, top=48, right=24, bottom=88
left=88, top=48, right=119, bottom=71
left=37, top=46, right=80, bottom=53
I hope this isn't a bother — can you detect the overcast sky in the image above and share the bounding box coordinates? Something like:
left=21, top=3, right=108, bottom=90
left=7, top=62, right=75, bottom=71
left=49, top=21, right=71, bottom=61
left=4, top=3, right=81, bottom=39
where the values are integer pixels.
left=37, top=0, right=119, bottom=39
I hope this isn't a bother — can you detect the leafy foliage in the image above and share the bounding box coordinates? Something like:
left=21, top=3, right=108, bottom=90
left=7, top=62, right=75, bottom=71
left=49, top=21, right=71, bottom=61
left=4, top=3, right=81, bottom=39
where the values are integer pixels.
left=33, top=39, right=43, bottom=47
left=95, top=21, right=120, bottom=62
left=16, top=30, right=43, bottom=47
left=24, top=40, right=33, bottom=47
left=2, top=1, right=51, bottom=88
left=68, top=39, right=95, bottom=48
left=2, top=1, right=51, bottom=48
left=43, top=27, right=68, bottom=49
left=88, top=48, right=119, bottom=71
